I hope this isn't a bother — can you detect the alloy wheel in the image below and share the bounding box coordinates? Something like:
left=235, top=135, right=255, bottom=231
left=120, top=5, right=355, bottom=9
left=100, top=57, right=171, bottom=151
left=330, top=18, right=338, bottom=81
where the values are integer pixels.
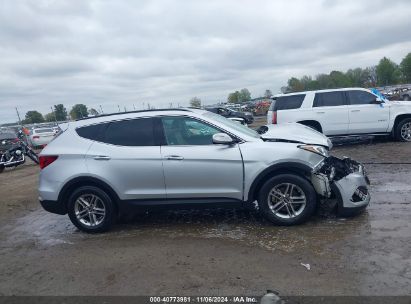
left=74, top=194, right=106, bottom=227
left=267, top=183, right=307, bottom=219
left=400, top=122, right=411, bottom=141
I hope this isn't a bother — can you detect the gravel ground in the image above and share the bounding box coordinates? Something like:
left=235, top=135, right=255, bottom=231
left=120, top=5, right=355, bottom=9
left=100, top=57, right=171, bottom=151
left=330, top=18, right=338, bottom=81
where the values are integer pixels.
left=0, top=139, right=410, bottom=297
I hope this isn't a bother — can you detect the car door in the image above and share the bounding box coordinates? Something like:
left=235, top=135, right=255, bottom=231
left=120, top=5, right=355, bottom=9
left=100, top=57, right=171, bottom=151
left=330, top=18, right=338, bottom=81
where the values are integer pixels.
left=346, top=90, right=390, bottom=134
left=159, top=116, right=244, bottom=201
left=312, top=91, right=349, bottom=135
left=84, top=117, right=166, bottom=200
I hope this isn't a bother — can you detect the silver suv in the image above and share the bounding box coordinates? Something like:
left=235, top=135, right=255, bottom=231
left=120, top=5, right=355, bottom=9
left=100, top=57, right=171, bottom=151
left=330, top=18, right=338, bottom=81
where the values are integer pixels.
left=39, top=108, right=370, bottom=233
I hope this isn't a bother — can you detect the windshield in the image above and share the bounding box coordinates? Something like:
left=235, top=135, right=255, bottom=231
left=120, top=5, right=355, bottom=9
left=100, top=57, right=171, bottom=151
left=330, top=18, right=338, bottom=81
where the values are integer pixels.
left=202, top=111, right=260, bottom=138
left=35, top=128, right=54, bottom=134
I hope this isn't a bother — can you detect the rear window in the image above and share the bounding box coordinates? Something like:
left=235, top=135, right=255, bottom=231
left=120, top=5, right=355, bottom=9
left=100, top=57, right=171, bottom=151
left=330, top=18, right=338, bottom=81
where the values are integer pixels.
left=76, top=124, right=105, bottom=141
left=270, top=94, right=305, bottom=111
left=101, top=118, right=155, bottom=146
left=0, top=132, right=16, bottom=140
left=35, top=128, right=54, bottom=134
left=313, top=91, right=346, bottom=107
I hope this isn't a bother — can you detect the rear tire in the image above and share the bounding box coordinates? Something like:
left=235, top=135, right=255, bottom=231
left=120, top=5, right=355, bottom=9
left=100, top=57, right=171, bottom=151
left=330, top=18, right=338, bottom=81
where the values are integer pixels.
left=67, top=186, right=116, bottom=233
left=394, top=118, right=411, bottom=142
left=0, top=165, right=4, bottom=174
left=258, top=174, right=317, bottom=226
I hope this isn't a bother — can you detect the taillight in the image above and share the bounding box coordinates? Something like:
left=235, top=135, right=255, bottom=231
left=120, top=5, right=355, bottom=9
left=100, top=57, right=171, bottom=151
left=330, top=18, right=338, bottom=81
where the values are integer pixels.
left=272, top=111, right=277, bottom=124
left=33, top=136, right=40, bottom=140
left=39, top=155, right=58, bottom=169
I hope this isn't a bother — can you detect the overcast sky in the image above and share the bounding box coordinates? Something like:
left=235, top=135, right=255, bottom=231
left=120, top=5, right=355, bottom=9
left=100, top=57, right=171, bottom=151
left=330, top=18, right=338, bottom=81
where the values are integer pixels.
left=1, top=0, right=411, bottom=123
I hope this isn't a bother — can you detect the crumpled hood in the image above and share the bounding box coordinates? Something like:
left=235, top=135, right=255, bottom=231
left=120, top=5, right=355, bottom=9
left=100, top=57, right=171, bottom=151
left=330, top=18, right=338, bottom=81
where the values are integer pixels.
left=260, top=123, right=332, bottom=148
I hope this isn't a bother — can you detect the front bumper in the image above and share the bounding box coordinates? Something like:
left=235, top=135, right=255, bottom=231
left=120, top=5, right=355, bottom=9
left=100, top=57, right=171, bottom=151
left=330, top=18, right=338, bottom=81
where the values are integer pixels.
left=312, top=156, right=371, bottom=212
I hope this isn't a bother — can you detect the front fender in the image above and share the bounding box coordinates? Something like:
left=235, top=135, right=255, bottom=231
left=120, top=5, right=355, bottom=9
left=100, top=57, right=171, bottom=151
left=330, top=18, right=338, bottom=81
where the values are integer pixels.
left=245, top=161, right=314, bottom=203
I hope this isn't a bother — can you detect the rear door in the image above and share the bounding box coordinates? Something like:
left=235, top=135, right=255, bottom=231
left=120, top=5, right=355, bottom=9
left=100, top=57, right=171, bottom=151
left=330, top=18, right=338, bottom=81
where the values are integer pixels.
left=346, top=90, right=390, bottom=134
left=83, top=117, right=166, bottom=200
left=312, top=91, right=349, bottom=135
left=159, top=116, right=243, bottom=200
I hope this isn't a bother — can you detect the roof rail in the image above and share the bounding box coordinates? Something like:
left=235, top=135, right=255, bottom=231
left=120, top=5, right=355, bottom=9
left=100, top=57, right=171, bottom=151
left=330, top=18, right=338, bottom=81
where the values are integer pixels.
left=75, top=108, right=192, bottom=121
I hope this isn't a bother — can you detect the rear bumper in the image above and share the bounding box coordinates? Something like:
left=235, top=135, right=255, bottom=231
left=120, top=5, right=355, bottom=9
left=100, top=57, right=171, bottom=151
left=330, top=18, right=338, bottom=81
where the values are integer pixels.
left=39, top=199, right=67, bottom=215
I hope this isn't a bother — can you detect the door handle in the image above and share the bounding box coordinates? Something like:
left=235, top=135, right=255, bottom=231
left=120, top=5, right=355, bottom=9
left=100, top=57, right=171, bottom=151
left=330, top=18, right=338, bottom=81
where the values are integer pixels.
left=93, top=155, right=111, bottom=161
left=316, top=111, right=325, bottom=114
left=164, top=155, right=184, bottom=160
left=351, top=110, right=360, bottom=112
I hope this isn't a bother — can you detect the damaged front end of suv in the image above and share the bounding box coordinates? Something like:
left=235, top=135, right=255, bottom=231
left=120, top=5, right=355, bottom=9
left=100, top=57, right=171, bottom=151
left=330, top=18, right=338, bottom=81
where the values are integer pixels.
left=311, top=156, right=370, bottom=215
left=257, top=123, right=370, bottom=217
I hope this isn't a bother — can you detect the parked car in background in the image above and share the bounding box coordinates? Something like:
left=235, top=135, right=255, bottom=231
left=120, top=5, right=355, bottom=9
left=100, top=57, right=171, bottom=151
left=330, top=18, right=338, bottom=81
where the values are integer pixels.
left=29, top=127, right=56, bottom=147
left=205, top=106, right=254, bottom=124
left=52, top=126, right=60, bottom=135
left=39, top=108, right=369, bottom=233
left=228, top=117, right=247, bottom=126
left=400, top=88, right=411, bottom=101
left=267, top=88, right=411, bottom=142
left=0, top=130, right=18, bottom=152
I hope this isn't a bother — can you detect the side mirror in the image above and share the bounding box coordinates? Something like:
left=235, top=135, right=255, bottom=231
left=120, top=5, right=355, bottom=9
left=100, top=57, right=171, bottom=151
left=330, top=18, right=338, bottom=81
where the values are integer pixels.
left=256, top=126, right=268, bottom=134
left=212, top=133, right=234, bottom=144
left=372, top=98, right=384, bottom=104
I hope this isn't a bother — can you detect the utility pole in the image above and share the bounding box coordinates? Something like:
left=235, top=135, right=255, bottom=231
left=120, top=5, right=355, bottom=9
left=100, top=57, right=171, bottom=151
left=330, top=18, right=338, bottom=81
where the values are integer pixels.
left=51, top=106, right=57, bottom=123
left=118, top=105, right=121, bottom=112
left=133, top=104, right=136, bottom=111
left=15, top=107, right=22, bottom=126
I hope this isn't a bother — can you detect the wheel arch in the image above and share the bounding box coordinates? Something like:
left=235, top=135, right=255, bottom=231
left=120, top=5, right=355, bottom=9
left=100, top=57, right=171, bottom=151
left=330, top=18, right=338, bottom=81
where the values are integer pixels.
left=393, top=114, right=411, bottom=133
left=58, top=176, right=120, bottom=213
left=247, top=162, right=313, bottom=203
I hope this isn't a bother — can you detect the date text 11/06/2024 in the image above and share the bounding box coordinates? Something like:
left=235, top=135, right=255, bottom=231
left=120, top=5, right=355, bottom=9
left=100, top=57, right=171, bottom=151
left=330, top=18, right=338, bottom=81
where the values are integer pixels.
left=149, top=296, right=258, bottom=303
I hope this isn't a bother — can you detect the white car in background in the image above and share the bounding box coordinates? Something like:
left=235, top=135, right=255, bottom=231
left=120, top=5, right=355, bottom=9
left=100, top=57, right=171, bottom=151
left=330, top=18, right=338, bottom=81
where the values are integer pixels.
left=267, top=88, right=411, bottom=141
left=30, top=127, right=55, bottom=147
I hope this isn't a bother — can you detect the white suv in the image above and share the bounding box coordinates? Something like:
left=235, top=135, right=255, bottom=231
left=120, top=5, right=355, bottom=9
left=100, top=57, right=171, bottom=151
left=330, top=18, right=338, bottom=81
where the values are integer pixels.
left=39, top=108, right=370, bottom=232
left=267, top=88, right=411, bottom=141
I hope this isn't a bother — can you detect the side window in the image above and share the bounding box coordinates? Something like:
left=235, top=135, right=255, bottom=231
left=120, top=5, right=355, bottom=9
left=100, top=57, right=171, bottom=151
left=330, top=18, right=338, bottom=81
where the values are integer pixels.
left=275, top=94, right=305, bottom=110
left=100, top=118, right=155, bottom=146
left=313, top=91, right=346, bottom=107
left=347, top=90, right=377, bottom=105
left=76, top=124, right=104, bottom=141
left=161, top=117, right=221, bottom=145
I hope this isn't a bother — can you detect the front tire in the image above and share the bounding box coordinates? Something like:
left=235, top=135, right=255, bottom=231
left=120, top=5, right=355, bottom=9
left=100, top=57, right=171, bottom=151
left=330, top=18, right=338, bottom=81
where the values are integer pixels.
left=258, top=174, right=317, bottom=225
left=27, top=150, right=39, bottom=164
left=395, top=118, right=411, bottom=142
left=67, top=186, right=116, bottom=233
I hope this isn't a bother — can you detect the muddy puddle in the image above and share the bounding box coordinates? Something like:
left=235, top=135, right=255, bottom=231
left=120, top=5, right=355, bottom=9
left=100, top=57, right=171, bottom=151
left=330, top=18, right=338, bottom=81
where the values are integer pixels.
left=4, top=204, right=373, bottom=257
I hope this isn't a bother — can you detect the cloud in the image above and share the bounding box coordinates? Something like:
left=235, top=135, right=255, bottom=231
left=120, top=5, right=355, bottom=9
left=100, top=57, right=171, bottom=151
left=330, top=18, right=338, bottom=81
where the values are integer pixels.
left=0, top=0, right=411, bottom=122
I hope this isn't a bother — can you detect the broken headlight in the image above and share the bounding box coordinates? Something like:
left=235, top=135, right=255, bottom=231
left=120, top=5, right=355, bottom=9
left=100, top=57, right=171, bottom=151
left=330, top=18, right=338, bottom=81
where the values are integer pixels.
left=298, top=145, right=329, bottom=157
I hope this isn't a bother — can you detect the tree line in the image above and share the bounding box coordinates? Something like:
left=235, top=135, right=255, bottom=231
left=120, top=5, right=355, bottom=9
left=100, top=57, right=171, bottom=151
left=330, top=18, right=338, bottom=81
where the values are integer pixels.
left=16, top=52, right=411, bottom=124
left=284, top=52, right=411, bottom=93
left=21, top=104, right=99, bottom=124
